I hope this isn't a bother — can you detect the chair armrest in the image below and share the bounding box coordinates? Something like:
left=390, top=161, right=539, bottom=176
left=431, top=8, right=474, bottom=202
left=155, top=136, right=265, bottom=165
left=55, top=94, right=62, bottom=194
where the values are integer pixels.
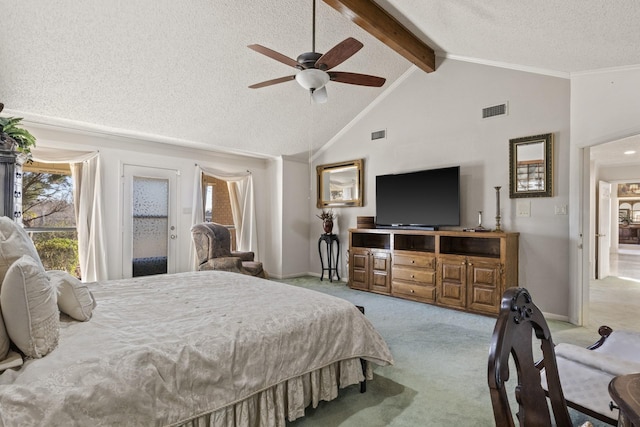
left=587, top=325, right=613, bottom=350
left=199, top=257, right=244, bottom=272
left=231, top=251, right=255, bottom=262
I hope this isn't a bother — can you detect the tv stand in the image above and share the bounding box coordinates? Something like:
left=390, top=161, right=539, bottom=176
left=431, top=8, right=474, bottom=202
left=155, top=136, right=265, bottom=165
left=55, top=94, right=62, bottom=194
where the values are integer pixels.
left=348, top=228, right=519, bottom=316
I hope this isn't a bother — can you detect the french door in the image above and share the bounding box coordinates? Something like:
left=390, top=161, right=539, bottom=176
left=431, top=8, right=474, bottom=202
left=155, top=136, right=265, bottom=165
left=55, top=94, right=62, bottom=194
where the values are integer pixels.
left=122, top=165, right=178, bottom=278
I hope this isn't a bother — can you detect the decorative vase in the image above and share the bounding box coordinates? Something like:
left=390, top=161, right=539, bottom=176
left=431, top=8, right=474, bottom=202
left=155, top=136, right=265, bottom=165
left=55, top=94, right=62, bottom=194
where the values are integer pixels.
left=323, top=219, right=334, bottom=234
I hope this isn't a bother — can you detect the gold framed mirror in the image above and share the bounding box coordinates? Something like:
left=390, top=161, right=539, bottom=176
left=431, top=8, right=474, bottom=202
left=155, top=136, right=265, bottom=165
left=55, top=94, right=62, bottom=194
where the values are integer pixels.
left=509, top=133, right=553, bottom=198
left=317, top=159, right=364, bottom=208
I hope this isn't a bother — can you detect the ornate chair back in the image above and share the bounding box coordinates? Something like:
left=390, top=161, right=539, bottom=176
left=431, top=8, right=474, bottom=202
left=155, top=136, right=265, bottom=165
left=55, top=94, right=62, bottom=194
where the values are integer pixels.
left=488, top=287, right=572, bottom=427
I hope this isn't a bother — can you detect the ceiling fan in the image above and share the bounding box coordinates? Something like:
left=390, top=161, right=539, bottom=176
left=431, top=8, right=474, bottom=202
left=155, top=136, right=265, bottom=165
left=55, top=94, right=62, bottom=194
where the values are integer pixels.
left=247, top=0, right=386, bottom=103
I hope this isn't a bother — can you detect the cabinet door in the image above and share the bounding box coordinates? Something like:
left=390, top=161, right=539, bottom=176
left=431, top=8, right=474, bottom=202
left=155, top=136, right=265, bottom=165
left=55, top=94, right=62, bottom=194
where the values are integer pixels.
left=466, top=258, right=502, bottom=315
left=370, top=252, right=391, bottom=294
left=349, top=248, right=369, bottom=290
left=437, top=255, right=466, bottom=308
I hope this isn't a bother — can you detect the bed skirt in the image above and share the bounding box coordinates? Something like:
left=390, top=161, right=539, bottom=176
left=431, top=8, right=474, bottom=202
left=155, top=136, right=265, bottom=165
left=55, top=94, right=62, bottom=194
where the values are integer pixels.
left=174, top=357, right=372, bottom=427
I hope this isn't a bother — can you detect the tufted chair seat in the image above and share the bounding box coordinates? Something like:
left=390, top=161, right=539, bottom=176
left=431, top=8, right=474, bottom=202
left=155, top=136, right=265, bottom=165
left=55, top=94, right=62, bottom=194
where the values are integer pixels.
left=191, top=222, right=265, bottom=278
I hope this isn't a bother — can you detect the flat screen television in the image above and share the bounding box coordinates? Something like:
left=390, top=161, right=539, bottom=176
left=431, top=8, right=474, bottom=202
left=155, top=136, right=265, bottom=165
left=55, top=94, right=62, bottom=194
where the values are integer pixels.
left=375, top=166, right=460, bottom=229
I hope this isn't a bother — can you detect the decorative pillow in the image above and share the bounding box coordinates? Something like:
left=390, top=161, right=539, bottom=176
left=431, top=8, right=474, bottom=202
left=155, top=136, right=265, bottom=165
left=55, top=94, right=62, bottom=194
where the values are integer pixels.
left=0, top=216, right=44, bottom=288
left=1, top=255, right=59, bottom=358
left=47, top=270, right=97, bottom=321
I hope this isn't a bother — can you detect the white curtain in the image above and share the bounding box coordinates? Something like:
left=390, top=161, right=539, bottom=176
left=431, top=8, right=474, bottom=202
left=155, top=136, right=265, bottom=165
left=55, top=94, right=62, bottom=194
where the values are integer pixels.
left=31, top=147, right=108, bottom=282
left=190, top=165, right=258, bottom=269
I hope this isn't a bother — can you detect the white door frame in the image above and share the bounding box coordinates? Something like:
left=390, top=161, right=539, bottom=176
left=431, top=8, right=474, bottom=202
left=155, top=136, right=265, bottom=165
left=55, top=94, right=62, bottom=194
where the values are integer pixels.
left=121, top=164, right=179, bottom=278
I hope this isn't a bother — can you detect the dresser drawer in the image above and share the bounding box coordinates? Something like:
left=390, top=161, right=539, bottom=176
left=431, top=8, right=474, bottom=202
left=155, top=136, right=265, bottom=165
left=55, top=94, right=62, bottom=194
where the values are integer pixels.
left=393, top=267, right=436, bottom=285
left=393, top=253, right=435, bottom=269
left=392, top=281, right=436, bottom=301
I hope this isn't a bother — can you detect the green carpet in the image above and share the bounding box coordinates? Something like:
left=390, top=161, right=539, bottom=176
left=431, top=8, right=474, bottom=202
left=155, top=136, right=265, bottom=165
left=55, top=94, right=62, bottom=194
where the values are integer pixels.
left=277, top=276, right=610, bottom=427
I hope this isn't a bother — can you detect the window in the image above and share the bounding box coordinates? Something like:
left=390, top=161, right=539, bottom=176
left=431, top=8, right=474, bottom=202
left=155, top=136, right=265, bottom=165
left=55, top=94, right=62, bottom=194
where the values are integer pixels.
left=202, top=175, right=236, bottom=250
left=22, top=161, right=79, bottom=276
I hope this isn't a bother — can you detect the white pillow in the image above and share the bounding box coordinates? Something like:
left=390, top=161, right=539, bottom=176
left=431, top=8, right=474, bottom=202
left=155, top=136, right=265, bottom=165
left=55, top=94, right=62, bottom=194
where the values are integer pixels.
left=47, top=270, right=97, bottom=321
left=1, top=255, right=59, bottom=358
left=0, top=216, right=44, bottom=288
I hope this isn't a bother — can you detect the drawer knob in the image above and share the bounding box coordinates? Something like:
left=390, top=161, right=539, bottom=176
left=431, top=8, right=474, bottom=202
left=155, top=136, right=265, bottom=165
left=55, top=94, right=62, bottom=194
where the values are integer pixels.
left=411, top=260, right=415, bottom=264
left=411, top=274, right=415, bottom=279
left=410, top=289, right=415, bottom=293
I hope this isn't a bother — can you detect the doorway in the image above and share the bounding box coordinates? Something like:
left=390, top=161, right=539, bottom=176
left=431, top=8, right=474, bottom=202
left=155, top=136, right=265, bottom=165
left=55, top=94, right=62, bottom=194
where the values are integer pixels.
left=122, top=165, right=179, bottom=278
left=588, top=136, right=640, bottom=331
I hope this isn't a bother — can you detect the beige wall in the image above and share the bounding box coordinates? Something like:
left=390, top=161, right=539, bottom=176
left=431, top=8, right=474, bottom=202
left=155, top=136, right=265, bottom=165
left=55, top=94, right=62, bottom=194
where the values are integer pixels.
left=311, top=58, right=572, bottom=317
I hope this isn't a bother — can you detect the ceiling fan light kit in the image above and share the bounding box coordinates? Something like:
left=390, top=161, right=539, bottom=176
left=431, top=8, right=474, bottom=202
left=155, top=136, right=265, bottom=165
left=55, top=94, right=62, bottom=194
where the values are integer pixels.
left=295, top=69, right=330, bottom=90
left=311, top=86, right=328, bottom=104
left=248, top=0, right=385, bottom=103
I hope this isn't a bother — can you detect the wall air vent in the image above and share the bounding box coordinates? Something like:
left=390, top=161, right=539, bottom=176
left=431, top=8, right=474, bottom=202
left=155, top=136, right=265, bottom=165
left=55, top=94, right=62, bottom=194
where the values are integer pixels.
left=482, top=102, right=508, bottom=119
left=371, top=129, right=386, bottom=140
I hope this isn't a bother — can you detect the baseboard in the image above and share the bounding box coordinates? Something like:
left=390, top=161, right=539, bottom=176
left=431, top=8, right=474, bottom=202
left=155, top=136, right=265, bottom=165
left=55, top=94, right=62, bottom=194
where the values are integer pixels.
left=543, top=311, right=570, bottom=322
left=307, top=272, right=348, bottom=282
left=269, top=272, right=312, bottom=280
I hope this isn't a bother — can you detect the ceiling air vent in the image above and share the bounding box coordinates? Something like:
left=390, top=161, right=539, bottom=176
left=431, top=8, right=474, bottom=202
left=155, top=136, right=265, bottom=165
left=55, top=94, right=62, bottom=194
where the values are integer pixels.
left=482, top=102, right=508, bottom=119
left=371, top=130, right=386, bottom=140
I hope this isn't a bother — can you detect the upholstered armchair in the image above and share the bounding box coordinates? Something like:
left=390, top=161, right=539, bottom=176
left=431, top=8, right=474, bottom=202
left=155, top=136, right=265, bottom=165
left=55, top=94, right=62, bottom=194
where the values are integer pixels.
left=191, top=222, right=265, bottom=278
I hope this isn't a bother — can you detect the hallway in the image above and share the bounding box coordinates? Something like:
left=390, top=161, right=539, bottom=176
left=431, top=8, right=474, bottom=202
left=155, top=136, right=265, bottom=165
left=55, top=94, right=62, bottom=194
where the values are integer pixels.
left=589, top=245, right=640, bottom=332
left=609, top=245, right=640, bottom=279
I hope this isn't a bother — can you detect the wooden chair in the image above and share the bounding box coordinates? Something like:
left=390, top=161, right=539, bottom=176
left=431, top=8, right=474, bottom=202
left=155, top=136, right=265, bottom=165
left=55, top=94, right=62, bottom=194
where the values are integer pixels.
left=488, top=287, right=591, bottom=427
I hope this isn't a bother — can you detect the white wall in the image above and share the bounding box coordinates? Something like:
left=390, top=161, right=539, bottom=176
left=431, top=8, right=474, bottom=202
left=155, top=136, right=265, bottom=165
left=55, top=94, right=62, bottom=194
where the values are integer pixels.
left=262, top=156, right=312, bottom=279
left=312, top=58, right=571, bottom=317
left=281, top=157, right=312, bottom=278
left=28, top=124, right=273, bottom=280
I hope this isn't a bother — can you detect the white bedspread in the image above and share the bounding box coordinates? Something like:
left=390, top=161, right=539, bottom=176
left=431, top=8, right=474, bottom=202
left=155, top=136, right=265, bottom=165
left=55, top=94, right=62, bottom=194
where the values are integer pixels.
left=0, top=271, right=393, bottom=426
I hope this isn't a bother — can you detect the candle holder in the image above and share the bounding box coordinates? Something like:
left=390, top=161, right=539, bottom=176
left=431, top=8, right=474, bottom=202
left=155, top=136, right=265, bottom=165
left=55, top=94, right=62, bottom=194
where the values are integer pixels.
left=474, top=210, right=488, bottom=231
left=494, top=186, right=502, bottom=232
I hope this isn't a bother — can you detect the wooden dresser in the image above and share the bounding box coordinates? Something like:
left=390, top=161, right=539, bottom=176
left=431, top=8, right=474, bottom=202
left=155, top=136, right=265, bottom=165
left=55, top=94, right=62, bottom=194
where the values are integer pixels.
left=348, top=228, right=519, bottom=316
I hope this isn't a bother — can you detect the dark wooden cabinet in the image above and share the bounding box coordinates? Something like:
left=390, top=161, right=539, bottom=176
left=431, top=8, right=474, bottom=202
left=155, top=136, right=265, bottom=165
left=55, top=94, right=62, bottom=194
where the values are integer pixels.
left=348, top=228, right=519, bottom=316
left=348, top=233, right=391, bottom=294
left=619, top=225, right=640, bottom=244
left=437, top=254, right=467, bottom=309
left=0, top=148, right=16, bottom=218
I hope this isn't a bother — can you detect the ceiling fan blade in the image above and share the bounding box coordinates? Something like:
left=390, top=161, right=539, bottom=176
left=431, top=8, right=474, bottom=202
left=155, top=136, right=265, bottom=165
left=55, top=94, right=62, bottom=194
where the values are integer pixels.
left=329, top=71, right=386, bottom=87
left=247, top=44, right=299, bottom=68
left=249, top=75, right=296, bottom=89
left=315, top=37, right=363, bottom=70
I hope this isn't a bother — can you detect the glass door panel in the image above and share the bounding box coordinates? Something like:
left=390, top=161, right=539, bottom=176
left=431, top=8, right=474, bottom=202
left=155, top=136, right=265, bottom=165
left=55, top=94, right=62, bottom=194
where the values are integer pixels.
left=132, top=177, right=168, bottom=276
left=122, top=165, right=178, bottom=279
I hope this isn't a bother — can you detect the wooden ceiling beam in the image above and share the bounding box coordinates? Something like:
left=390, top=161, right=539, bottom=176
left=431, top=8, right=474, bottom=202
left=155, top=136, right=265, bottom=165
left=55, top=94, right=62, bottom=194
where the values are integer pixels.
left=322, top=0, right=436, bottom=73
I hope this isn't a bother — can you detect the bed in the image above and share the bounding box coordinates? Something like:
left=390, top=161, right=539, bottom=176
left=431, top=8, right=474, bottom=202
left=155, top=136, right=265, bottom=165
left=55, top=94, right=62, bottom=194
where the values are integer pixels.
left=0, top=269, right=393, bottom=426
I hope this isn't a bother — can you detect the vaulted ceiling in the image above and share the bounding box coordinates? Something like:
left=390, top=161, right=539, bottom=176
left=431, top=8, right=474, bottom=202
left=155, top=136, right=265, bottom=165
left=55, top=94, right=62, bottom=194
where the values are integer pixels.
left=2, top=1, right=640, bottom=159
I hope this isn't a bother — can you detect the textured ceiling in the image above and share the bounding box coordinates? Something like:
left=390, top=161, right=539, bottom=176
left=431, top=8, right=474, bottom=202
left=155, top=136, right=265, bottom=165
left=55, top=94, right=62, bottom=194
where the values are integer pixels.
left=381, top=0, right=640, bottom=73
left=2, top=1, right=640, bottom=159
